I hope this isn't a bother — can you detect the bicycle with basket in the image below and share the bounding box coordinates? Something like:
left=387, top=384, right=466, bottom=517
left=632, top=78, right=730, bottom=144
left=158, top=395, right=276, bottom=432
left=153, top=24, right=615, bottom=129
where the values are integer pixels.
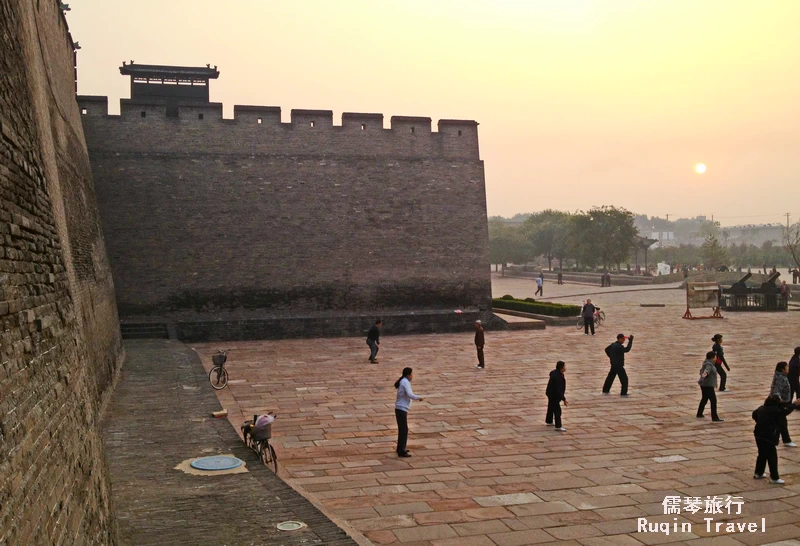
left=241, top=413, right=278, bottom=473
left=209, top=349, right=230, bottom=390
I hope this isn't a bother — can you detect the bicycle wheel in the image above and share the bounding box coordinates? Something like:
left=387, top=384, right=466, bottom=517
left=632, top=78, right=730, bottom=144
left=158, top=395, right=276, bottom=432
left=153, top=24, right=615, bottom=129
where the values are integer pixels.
left=261, top=441, right=278, bottom=473
left=576, top=317, right=584, bottom=330
left=209, top=366, right=229, bottom=390
left=597, top=311, right=606, bottom=324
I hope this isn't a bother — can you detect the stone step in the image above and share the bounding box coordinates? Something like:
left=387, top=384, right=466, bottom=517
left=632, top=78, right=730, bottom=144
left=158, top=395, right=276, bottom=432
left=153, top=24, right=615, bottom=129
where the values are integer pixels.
left=120, top=323, right=169, bottom=339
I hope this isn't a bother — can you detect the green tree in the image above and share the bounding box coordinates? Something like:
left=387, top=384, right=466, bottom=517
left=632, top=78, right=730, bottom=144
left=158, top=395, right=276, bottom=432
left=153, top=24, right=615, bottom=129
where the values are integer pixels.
left=583, top=206, right=637, bottom=270
left=700, top=235, right=730, bottom=270
left=489, top=222, right=530, bottom=276
left=522, top=210, right=571, bottom=271
left=566, top=212, right=597, bottom=269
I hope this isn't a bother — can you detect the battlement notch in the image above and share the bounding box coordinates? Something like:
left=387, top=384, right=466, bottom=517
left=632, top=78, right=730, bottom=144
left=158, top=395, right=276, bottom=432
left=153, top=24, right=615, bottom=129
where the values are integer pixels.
left=291, top=109, right=333, bottom=128
left=234, top=105, right=281, bottom=125
left=341, top=112, right=383, bottom=131
left=391, top=116, right=432, bottom=134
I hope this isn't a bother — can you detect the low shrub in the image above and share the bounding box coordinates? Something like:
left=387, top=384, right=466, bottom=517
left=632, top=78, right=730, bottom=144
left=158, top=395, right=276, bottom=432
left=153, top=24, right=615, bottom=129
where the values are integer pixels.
left=492, top=297, right=580, bottom=317
left=501, top=294, right=515, bottom=300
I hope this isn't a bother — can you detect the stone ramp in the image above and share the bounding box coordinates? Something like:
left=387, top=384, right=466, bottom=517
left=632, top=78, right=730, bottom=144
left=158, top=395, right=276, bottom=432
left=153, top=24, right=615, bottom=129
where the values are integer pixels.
left=101, top=340, right=358, bottom=546
left=493, top=311, right=546, bottom=330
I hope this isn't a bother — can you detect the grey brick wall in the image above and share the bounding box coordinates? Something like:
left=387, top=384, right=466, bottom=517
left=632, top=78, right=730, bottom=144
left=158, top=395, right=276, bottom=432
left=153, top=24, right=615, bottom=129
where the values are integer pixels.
left=0, top=1, right=122, bottom=544
left=78, top=99, right=492, bottom=324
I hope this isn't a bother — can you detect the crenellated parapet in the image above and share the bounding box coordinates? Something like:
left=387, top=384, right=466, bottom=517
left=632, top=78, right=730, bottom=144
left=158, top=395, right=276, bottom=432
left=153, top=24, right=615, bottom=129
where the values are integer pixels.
left=76, top=96, right=481, bottom=160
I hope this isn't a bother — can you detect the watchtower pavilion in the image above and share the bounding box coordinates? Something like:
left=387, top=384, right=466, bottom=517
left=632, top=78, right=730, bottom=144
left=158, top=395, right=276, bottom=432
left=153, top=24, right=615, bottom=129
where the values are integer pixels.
left=119, top=62, right=219, bottom=115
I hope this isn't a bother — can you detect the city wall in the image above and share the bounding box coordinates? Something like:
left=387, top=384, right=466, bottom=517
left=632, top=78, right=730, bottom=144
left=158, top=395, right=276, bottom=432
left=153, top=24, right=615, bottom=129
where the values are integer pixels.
left=77, top=96, right=492, bottom=336
left=1, top=1, right=122, bottom=543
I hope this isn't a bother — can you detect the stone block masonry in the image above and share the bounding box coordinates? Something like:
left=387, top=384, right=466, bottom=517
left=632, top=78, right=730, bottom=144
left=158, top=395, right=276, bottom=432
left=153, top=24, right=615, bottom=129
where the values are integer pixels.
left=1, top=1, right=122, bottom=544
left=78, top=91, right=492, bottom=337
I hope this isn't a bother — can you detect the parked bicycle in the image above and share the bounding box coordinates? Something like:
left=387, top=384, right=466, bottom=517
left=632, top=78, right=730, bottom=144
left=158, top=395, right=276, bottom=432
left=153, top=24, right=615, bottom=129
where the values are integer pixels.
left=209, top=349, right=230, bottom=390
left=241, top=413, right=278, bottom=473
left=575, top=306, right=605, bottom=330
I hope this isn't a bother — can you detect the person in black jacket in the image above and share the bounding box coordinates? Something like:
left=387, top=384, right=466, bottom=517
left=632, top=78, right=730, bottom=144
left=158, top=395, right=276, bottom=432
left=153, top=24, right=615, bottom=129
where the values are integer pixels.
left=545, top=361, right=568, bottom=431
left=752, top=394, right=800, bottom=484
left=789, top=347, right=800, bottom=401
left=366, top=319, right=382, bottom=363
left=602, top=333, right=633, bottom=396
left=711, top=334, right=730, bottom=392
left=474, top=320, right=485, bottom=369
left=582, top=299, right=596, bottom=336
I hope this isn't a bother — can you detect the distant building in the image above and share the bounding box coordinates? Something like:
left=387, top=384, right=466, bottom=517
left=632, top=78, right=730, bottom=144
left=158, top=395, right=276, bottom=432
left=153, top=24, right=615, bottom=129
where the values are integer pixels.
left=722, top=224, right=784, bottom=247
left=650, top=231, right=676, bottom=248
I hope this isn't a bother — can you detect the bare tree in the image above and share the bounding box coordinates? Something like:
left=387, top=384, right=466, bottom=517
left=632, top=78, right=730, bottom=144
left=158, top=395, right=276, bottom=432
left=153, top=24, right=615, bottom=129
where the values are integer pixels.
left=784, top=222, right=800, bottom=269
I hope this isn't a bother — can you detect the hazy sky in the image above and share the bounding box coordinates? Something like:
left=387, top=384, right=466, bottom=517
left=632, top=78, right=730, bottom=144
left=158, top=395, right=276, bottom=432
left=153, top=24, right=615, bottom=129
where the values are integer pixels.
left=68, top=1, right=800, bottom=227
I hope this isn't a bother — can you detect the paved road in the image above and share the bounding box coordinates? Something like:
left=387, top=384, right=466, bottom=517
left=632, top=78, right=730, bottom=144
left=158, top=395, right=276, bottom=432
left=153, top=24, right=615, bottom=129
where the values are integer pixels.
left=197, top=286, right=800, bottom=545
left=102, top=340, right=358, bottom=546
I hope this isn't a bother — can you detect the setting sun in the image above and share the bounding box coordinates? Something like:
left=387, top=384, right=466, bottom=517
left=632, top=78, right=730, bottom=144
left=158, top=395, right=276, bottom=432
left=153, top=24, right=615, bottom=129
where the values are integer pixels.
left=695, top=163, right=707, bottom=174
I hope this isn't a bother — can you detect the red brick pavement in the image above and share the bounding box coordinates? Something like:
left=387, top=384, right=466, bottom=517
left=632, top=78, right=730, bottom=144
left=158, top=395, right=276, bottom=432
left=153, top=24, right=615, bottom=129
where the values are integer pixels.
left=195, top=278, right=800, bottom=545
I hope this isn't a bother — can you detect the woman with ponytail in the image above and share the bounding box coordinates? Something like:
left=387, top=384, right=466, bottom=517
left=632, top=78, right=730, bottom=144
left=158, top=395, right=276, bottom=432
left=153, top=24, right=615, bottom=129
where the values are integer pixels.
left=394, top=367, right=424, bottom=457
left=711, top=334, right=730, bottom=392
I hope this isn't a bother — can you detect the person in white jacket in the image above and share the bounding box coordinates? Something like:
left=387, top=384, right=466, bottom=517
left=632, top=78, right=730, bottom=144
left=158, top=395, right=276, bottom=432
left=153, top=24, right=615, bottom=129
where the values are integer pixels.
left=394, top=367, right=424, bottom=457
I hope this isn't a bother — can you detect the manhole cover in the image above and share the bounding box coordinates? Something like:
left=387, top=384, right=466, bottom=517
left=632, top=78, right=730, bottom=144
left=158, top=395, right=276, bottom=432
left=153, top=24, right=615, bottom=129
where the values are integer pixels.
left=277, top=521, right=307, bottom=531
left=190, top=456, right=243, bottom=471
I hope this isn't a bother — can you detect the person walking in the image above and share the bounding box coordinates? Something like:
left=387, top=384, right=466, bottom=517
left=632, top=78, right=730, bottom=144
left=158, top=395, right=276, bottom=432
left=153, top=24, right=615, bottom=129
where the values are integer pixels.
left=780, top=281, right=791, bottom=304
left=606, top=272, right=612, bottom=287
left=752, top=395, right=800, bottom=484
left=770, top=362, right=797, bottom=447
left=545, top=361, right=568, bottom=431
left=793, top=268, right=798, bottom=284
left=474, top=320, right=485, bottom=369
left=582, top=299, right=596, bottom=336
left=366, top=319, right=382, bottom=363
left=603, top=333, right=634, bottom=396
left=711, top=334, right=730, bottom=392
left=789, top=347, right=800, bottom=401
left=697, top=351, right=723, bottom=422
left=557, top=271, right=563, bottom=285
left=394, top=367, right=423, bottom=457
left=535, top=274, right=544, bottom=297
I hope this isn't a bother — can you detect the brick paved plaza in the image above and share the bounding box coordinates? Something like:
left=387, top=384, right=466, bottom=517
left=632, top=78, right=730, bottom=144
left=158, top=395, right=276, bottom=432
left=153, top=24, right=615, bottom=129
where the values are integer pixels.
left=196, top=275, right=800, bottom=545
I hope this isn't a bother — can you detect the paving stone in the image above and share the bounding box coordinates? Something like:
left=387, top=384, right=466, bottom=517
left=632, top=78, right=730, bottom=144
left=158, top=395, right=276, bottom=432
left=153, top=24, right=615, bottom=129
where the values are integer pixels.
left=578, top=535, right=646, bottom=546
left=414, top=510, right=466, bottom=525
left=474, top=492, right=542, bottom=507
left=393, top=524, right=458, bottom=542
left=430, top=536, right=496, bottom=546
left=509, top=501, right=579, bottom=517
left=452, top=519, right=511, bottom=536
left=352, top=515, right=416, bottom=532
left=488, top=529, right=556, bottom=545
left=547, top=524, right=605, bottom=540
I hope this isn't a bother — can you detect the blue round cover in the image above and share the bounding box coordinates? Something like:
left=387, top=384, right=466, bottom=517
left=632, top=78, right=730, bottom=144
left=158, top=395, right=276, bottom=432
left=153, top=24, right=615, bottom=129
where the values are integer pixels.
left=190, top=455, right=243, bottom=471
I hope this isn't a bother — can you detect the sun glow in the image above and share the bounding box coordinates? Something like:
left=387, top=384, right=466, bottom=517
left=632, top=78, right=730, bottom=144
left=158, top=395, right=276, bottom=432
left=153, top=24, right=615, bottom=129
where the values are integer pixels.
left=695, top=163, right=707, bottom=174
